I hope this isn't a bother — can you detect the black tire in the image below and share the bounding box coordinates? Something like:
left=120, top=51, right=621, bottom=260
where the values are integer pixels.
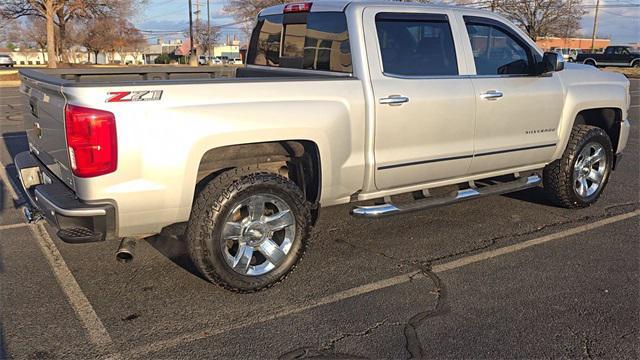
left=543, top=125, right=613, bottom=208
left=584, top=59, right=597, bottom=67
left=186, top=166, right=311, bottom=292
left=632, top=60, right=640, bottom=68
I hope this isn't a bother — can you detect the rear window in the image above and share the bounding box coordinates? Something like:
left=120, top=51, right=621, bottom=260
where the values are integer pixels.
left=247, top=12, right=352, bottom=73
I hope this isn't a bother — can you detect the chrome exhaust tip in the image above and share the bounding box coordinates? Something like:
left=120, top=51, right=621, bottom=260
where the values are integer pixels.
left=116, top=238, right=136, bottom=263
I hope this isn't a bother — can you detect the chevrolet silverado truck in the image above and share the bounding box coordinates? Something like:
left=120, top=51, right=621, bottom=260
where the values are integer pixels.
left=577, top=45, right=640, bottom=68
left=15, top=1, right=631, bottom=292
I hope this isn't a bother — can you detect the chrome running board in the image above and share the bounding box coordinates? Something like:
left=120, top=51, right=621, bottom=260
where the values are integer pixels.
left=351, top=175, right=541, bottom=218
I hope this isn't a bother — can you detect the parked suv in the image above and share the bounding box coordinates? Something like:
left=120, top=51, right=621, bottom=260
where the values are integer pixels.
left=16, top=1, right=631, bottom=292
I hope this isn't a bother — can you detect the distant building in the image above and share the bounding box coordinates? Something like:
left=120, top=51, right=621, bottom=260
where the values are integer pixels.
left=0, top=47, right=48, bottom=65
left=143, top=40, right=182, bottom=64
left=536, top=37, right=611, bottom=52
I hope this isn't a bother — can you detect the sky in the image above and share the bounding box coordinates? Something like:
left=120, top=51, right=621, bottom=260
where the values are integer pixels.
left=135, top=0, right=640, bottom=45
left=135, top=0, right=243, bottom=44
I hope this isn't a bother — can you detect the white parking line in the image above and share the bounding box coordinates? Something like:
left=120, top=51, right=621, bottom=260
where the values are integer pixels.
left=125, top=209, right=640, bottom=358
left=1, top=159, right=121, bottom=358
left=0, top=162, right=20, bottom=201
left=30, top=223, right=122, bottom=359
left=0, top=222, right=30, bottom=231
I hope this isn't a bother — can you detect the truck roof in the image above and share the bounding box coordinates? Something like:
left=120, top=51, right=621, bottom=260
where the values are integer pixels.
left=259, top=0, right=460, bottom=16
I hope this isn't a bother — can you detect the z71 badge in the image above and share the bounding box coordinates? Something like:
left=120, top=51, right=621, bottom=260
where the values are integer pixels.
left=106, top=90, right=163, bottom=103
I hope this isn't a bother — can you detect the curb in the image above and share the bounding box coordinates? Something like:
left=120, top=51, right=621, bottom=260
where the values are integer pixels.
left=0, top=81, right=20, bottom=88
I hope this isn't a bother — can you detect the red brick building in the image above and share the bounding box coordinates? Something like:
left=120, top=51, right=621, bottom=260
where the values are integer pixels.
left=536, top=37, right=611, bottom=51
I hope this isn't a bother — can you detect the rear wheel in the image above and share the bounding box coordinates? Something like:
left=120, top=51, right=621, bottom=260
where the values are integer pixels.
left=632, top=60, right=640, bottom=68
left=186, top=167, right=312, bottom=292
left=543, top=125, right=613, bottom=208
left=584, top=59, right=597, bottom=67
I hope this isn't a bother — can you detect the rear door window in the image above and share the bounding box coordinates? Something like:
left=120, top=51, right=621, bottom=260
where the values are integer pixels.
left=247, top=12, right=352, bottom=73
left=375, top=13, right=458, bottom=77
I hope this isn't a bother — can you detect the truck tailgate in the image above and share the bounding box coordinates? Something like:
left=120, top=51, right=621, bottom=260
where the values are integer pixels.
left=20, top=75, right=75, bottom=189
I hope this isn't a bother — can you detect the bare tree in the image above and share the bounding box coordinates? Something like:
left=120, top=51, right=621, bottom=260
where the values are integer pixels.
left=80, top=17, right=145, bottom=64
left=223, top=0, right=287, bottom=35
left=19, top=18, right=49, bottom=61
left=1, top=0, right=141, bottom=67
left=191, top=19, right=220, bottom=59
left=80, top=17, right=115, bottom=63
left=0, top=0, right=64, bottom=67
left=456, top=0, right=585, bottom=40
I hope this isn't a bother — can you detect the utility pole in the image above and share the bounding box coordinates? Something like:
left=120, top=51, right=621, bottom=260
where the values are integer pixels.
left=207, top=0, right=211, bottom=59
left=590, top=0, right=601, bottom=52
left=195, top=0, right=200, bottom=24
left=564, top=0, right=572, bottom=50
left=188, top=0, right=196, bottom=66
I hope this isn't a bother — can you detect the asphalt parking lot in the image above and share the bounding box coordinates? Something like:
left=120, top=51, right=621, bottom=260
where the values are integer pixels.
left=0, top=79, right=638, bottom=359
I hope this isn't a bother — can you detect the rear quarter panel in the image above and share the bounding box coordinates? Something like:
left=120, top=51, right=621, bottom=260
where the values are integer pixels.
left=62, top=78, right=366, bottom=236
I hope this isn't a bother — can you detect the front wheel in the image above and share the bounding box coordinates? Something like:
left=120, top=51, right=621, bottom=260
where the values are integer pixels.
left=186, top=167, right=311, bottom=292
left=584, top=59, right=597, bottom=67
left=543, top=125, right=613, bottom=208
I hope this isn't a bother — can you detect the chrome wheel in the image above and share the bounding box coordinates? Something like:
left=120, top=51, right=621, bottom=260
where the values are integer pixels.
left=220, top=194, right=296, bottom=276
left=573, top=142, right=607, bottom=199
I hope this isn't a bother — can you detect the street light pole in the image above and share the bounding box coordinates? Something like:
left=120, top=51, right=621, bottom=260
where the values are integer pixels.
left=590, top=0, right=601, bottom=52
left=188, top=0, right=196, bottom=66
left=207, top=0, right=211, bottom=59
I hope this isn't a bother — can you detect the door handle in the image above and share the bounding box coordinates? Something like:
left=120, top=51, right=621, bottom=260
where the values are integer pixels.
left=480, top=90, right=503, bottom=100
left=379, top=95, right=409, bottom=106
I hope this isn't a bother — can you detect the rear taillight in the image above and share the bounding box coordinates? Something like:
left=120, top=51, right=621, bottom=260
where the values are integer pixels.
left=284, top=2, right=312, bottom=13
left=64, top=104, right=117, bottom=178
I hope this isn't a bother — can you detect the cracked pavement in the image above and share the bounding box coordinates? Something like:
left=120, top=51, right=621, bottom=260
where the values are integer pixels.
left=1, top=80, right=639, bottom=359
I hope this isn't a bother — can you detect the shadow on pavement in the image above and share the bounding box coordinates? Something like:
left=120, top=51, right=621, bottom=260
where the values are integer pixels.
left=0, top=322, right=7, bottom=360
left=502, top=186, right=555, bottom=206
left=2, top=132, right=29, bottom=212
left=146, top=222, right=207, bottom=281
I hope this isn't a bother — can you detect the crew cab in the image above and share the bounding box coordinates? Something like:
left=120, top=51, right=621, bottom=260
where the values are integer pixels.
left=577, top=45, right=640, bottom=67
left=15, top=1, right=631, bottom=292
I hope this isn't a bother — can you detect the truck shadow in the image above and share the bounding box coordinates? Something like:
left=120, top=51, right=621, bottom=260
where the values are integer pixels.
left=502, top=186, right=554, bottom=206
left=1, top=131, right=29, bottom=209
left=145, top=223, right=207, bottom=281
left=0, top=322, right=7, bottom=360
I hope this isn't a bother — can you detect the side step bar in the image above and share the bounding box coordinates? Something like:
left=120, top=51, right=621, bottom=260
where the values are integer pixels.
left=351, top=175, right=541, bottom=218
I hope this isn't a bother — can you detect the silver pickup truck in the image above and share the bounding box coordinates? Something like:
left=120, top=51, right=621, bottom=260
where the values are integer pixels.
left=15, top=1, right=631, bottom=292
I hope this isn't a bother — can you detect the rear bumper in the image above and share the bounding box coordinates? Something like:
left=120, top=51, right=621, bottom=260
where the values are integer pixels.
left=14, top=151, right=116, bottom=243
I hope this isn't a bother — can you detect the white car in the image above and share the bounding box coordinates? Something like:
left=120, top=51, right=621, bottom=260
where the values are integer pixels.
left=0, top=54, right=14, bottom=67
left=198, top=55, right=209, bottom=65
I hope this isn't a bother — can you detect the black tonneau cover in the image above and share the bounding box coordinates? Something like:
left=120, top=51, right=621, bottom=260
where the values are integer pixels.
left=18, top=66, right=349, bottom=87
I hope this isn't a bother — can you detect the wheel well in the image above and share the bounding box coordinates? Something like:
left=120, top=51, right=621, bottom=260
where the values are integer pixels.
left=196, top=140, right=322, bottom=205
left=574, top=108, right=622, bottom=151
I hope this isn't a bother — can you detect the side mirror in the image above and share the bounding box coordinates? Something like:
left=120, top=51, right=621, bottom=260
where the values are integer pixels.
left=540, top=51, right=565, bottom=74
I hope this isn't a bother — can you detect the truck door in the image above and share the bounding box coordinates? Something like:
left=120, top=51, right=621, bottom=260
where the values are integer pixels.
left=364, top=8, right=476, bottom=190
left=461, top=16, right=564, bottom=175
